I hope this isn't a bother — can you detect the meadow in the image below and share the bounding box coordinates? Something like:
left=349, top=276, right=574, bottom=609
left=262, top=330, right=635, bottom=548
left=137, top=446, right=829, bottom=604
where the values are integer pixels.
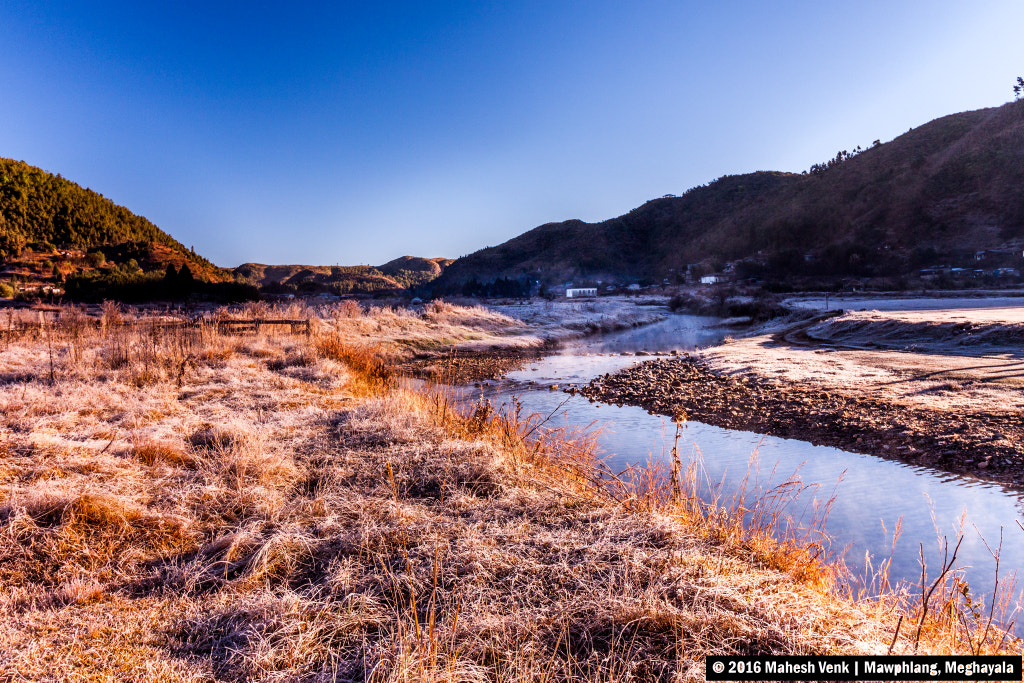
left=0, top=301, right=1018, bottom=681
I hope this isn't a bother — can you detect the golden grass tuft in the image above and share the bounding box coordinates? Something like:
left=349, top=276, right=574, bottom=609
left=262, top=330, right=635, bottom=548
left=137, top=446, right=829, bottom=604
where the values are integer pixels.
left=188, top=425, right=237, bottom=451
left=17, top=491, right=142, bottom=529
left=132, top=440, right=196, bottom=468
left=315, top=334, right=394, bottom=393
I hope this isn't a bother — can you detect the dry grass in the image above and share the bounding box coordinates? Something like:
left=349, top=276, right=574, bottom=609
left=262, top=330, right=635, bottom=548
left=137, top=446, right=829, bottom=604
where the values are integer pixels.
left=0, top=303, right=1019, bottom=681
left=315, top=335, right=394, bottom=396
left=314, top=299, right=538, bottom=359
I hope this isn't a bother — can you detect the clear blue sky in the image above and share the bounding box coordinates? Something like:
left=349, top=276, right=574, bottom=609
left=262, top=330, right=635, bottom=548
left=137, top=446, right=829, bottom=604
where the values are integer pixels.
left=2, top=1, right=1023, bottom=267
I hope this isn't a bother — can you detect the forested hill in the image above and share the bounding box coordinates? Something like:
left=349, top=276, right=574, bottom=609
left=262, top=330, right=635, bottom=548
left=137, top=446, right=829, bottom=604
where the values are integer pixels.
left=0, top=157, right=215, bottom=271
left=435, top=99, right=1024, bottom=287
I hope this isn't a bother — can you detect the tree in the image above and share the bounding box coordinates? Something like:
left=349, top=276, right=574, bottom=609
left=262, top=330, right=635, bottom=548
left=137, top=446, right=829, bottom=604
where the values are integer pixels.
left=1015, top=76, right=1024, bottom=100
left=178, top=263, right=194, bottom=284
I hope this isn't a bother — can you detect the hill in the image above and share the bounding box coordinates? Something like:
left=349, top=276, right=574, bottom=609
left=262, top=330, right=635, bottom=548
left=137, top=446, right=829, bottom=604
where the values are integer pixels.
left=376, top=255, right=454, bottom=287
left=233, top=263, right=402, bottom=294
left=0, top=158, right=228, bottom=298
left=0, top=152, right=453, bottom=302
left=234, top=256, right=452, bottom=295
left=0, top=158, right=221, bottom=274
left=436, top=100, right=1024, bottom=289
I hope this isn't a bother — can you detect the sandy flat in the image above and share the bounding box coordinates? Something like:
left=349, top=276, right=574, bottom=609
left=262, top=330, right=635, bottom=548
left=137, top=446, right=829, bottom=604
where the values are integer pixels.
left=704, top=302, right=1024, bottom=415
left=785, top=293, right=1024, bottom=311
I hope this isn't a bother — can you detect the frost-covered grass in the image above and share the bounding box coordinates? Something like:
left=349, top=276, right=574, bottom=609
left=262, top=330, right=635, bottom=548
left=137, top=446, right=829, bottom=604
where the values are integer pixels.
left=0, top=303, right=1017, bottom=681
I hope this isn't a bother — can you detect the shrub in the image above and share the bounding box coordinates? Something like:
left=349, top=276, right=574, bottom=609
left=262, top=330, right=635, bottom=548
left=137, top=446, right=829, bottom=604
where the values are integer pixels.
left=20, top=492, right=141, bottom=529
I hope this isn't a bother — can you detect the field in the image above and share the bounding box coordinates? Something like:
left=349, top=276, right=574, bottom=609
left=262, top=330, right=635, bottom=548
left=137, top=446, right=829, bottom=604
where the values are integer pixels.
left=0, top=301, right=1018, bottom=681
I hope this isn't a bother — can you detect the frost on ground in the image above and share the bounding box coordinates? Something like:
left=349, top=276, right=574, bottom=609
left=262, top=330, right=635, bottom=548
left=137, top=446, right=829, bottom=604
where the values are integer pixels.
left=486, top=296, right=666, bottom=340
left=0, top=302, right=1016, bottom=681
left=708, top=304, right=1024, bottom=414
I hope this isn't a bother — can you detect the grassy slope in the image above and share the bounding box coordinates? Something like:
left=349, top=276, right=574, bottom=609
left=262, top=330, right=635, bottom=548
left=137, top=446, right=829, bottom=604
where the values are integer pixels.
left=439, top=100, right=1024, bottom=284
left=0, top=303, right=1016, bottom=680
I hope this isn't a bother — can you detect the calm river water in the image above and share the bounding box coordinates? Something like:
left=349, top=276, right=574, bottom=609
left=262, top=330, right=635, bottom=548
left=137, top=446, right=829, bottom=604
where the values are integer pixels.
left=468, top=313, right=1024, bottom=618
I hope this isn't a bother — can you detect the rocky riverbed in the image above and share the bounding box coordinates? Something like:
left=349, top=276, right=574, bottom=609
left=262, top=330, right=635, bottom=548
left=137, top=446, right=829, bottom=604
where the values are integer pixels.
left=576, top=355, right=1024, bottom=489
left=398, top=346, right=551, bottom=383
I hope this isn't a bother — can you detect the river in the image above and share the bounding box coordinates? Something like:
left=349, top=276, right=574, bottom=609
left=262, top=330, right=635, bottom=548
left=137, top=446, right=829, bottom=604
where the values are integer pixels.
left=467, top=312, right=1024, bottom=622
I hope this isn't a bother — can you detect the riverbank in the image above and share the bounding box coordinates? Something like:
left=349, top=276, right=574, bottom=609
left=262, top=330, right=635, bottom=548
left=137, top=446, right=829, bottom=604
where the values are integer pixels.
left=0, top=302, right=1016, bottom=680
left=578, top=305, right=1024, bottom=489
left=398, top=297, right=667, bottom=382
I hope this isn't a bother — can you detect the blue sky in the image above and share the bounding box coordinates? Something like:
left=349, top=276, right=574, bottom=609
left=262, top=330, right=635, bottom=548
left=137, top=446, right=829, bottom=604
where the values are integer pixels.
left=2, top=2, right=1023, bottom=267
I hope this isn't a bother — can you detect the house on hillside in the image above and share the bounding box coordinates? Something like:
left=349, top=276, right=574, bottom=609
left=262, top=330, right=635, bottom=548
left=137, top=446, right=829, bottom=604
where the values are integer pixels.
left=700, top=275, right=720, bottom=285
left=566, top=287, right=597, bottom=298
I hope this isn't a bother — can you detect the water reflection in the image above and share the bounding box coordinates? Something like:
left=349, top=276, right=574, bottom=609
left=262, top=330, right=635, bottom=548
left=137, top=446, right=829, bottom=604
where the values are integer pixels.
left=561, top=313, right=725, bottom=354
left=472, top=314, right=1024, bottom=613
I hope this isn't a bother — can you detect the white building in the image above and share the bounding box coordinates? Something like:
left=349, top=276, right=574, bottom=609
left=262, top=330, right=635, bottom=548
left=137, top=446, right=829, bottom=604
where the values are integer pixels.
left=700, top=275, right=720, bottom=285
left=566, top=287, right=597, bottom=298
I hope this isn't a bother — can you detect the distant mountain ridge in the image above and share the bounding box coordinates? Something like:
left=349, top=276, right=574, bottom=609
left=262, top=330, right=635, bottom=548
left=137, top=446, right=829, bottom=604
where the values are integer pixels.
left=234, top=256, right=452, bottom=294
left=377, top=256, right=453, bottom=280
left=436, top=100, right=1024, bottom=287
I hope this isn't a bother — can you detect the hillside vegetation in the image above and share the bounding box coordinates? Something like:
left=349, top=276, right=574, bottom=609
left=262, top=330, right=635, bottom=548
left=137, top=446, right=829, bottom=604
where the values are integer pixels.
left=0, top=158, right=231, bottom=299
left=377, top=255, right=454, bottom=287
left=438, top=100, right=1024, bottom=287
left=235, top=256, right=452, bottom=295
left=0, top=158, right=216, bottom=270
